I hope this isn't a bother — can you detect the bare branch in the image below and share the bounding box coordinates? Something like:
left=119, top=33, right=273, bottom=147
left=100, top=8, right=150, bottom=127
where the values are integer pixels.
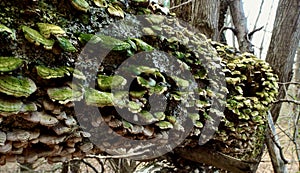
left=85, top=150, right=150, bottom=159
left=259, top=0, right=276, bottom=58
left=218, top=26, right=238, bottom=41
left=81, top=159, right=99, bottom=173
left=278, top=81, right=300, bottom=85
left=273, top=99, right=300, bottom=105
left=170, top=0, right=193, bottom=10
left=95, top=158, right=105, bottom=173
left=265, top=111, right=288, bottom=173
left=248, top=26, right=264, bottom=40
left=252, top=0, right=264, bottom=32
left=269, top=132, right=290, bottom=164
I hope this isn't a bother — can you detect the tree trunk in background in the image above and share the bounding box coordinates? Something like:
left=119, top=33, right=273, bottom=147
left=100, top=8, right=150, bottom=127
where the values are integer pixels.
left=265, top=0, right=300, bottom=172
left=265, top=0, right=300, bottom=122
left=170, top=0, right=220, bottom=40
left=228, top=0, right=253, bottom=53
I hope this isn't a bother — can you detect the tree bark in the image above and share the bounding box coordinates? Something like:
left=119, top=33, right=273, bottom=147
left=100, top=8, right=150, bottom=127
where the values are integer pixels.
left=266, top=0, right=300, bottom=122
left=228, top=0, right=253, bottom=53
left=170, top=0, right=220, bottom=40
left=218, top=0, right=230, bottom=43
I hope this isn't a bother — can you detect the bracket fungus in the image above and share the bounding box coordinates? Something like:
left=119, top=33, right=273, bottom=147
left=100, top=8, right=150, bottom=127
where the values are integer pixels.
left=0, top=57, right=23, bottom=72
left=0, top=76, right=37, bottom=97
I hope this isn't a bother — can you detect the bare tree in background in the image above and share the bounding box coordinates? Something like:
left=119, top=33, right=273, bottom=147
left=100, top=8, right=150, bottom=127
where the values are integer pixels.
left=170, top=0, right=220, bottom=40
left=266, top=0, right=300, bottom=122
left=265, top=1, right=299, bottom=171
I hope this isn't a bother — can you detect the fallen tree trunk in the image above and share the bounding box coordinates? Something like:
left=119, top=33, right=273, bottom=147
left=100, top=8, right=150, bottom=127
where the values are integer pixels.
left=0, top=0, right=278, bottom=172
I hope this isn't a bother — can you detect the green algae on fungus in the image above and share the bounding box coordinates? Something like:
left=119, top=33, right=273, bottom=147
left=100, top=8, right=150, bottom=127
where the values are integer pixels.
left=47, top=87, right=83, bottom=104
left=0, top=98, right=22, bottom=115
left=107, top=4, right=124, bottom=18
left=36, top=66, right=85, bottom=80
left=0, top=75, right=37, bottom=97
left=85, top=88, right=113, bottom=107
left=36, top=66, right=67, bottom=79
left=155, top=121, right=173, bottom=129
left=127, top=100, right=143, bottom=113
left=0, top=98, right=37, bottom=116
left=138, top=110, right=157, bottom=123
left=97, top=74, right=127, bottom=91
left=129, top=90, right=147, bottom=98
left=93, top=0, right=108, bottom=8
left=21, top=26, right=55, bottom=50
left=56, top=37, right=77, bottom=52
left=130, top=38, right=155, bottom=52
left=70, top=0, right=90, bottom=12
left=0, top=57, right=23, bottom=72
left=78, top=33, right=131, bottom=51
left=153, top=112, right=166, bottom=121
left=37, top=23, right=66, bottom=38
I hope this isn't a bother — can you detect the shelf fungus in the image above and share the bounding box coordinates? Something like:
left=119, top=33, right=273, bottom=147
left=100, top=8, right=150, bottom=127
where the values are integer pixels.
left=36, top=66, right=85, bottom=80
left=0, top=98, right=37, bottom=116
left=36, top=66, right=67, bottom=79
left=37, top=23, right=66, bottom=38
left=99, top=34, right=131, bottom=51
left=22, top=111, right=59, bottom=127
left=85, top=88, right=114, bottom=107
left=97, top=74, right=127, bottom=91
left=93, top=0, right=108, bottom=8
left=47, top=86, right=83, bottom=104
left=0, top=57, right=23, bottom=72
left=155, top=121, right=173, bottom=129
left=130, top=38, right=155, bottom=52
left=56, top=37, right=77, bottom=52
left=107, top=4, right=124, bottom=18
left=21, top=26, right=55, bottom=50
left=0, top=75, right=37, bottom=97
left=70, top=0, right=90, bottom=12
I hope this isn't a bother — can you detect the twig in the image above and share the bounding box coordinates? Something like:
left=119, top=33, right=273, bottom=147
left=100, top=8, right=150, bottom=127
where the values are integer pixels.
left=170, top=0, right=193, bottom=10
left=81, top=159, right=99, bottom=173
left=218, top=26, right=238, bottom=41
left=17, top=164, right=35, bottom=172
left=273, top=99, right=300, bottom=105
left=276, top=124, right=294, bottom=142
left=278, top=81, right=300, bottom=85
left=266, top=111, right=289, bottom=172
left=267, top=112, right=289, bottom=164
left=85, top=150, right=149, bottom=159
left=248, top=26, right=264, bottom=40
left=259, top=0, right=275, bottom=58
left=95, top=158, right=105, bottom=173
left=270, top=134, right=290, bottom=164
left=252, top=0, right=264, bottom=32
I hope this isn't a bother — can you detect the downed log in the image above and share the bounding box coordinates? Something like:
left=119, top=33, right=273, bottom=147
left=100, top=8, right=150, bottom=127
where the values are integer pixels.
left=0, top=0, right=278, bottom=171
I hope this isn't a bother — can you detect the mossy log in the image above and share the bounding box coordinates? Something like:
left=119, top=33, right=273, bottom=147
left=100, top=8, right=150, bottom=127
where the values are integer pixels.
left=0, top=0, right=278, bottom=172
